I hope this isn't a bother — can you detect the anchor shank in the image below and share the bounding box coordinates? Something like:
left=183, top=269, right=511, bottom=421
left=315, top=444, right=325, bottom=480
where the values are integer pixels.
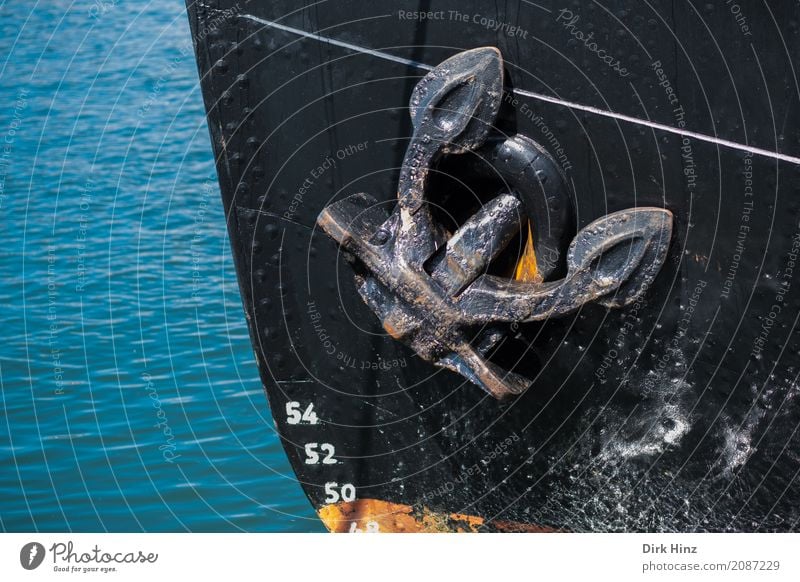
left=427, top=194, right=525, bottom=296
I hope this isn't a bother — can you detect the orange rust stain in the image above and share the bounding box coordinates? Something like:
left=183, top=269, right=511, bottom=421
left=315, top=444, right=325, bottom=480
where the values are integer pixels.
left=492, top=520, right=557, bottom=533
left=318, top=498, right=557, bottom=533
left=382, top=321, right=403, bottom=339
left=513, top=221, right=542, bottom=284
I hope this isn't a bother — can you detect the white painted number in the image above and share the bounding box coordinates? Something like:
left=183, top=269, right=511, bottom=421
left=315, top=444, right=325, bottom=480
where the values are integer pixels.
left=304, top=442, right=337, bottom=464
left=285, top=401, right=318, bottom=425
left=324, top=482, right=356, bottom=503
left=341, top=483, right=356, bottom=501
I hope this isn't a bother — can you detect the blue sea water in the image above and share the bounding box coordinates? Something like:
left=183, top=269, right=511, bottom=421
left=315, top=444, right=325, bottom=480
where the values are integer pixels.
left=0, top=0, right=323, bottom=532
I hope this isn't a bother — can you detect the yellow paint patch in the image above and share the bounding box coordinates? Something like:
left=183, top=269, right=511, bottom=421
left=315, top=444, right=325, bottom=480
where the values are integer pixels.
left=318, top=498, right=556, bottom=533
left=513, top=221, right=542, bottom=284
left=382, top=321, right=402, bottom=339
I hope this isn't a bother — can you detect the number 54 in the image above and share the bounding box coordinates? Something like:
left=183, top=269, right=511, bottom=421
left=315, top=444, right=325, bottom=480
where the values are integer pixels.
left=285, top=401, right=318, bottom=424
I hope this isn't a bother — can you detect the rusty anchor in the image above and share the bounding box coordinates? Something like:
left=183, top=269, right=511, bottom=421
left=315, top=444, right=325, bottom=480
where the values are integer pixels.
left=317, top=47, right=673, bottom=399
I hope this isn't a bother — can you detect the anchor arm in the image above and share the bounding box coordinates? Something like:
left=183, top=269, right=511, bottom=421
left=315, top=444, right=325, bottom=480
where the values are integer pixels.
left=456, top=208, right=673, bottom=324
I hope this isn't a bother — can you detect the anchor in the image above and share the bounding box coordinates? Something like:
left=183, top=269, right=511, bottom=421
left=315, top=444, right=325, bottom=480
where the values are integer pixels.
left=317, top=47, right=672, bottom=399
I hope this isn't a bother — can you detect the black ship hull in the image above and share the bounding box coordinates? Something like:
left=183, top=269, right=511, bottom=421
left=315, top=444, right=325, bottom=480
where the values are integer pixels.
left=186, top=0, right=800, bottom=532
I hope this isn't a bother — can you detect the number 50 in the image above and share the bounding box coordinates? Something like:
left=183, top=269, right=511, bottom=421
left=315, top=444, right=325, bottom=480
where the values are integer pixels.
left=324, top=482, right=356, bottom=503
